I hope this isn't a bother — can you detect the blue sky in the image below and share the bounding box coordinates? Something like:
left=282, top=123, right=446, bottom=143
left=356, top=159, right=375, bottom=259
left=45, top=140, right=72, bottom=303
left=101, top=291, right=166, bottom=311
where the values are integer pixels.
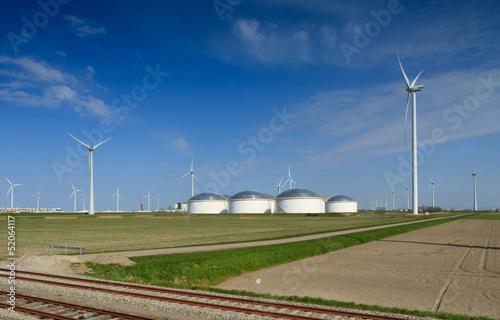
left=1, top=0, right=499, bottom=211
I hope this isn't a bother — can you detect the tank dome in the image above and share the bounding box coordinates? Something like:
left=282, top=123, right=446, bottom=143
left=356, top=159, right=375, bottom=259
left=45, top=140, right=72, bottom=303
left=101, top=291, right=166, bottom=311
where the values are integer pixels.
left=277, top=188, right=322, bottom=199
left=189, top=192, right=227, bottom=201
left=327, top=195, right=356, bottom=202
left=230, top=190, right=274, bottom=200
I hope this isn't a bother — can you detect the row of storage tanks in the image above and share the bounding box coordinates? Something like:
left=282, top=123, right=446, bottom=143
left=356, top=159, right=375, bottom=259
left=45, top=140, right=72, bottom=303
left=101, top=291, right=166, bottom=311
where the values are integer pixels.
left=188, top=188, right=357, bottom=214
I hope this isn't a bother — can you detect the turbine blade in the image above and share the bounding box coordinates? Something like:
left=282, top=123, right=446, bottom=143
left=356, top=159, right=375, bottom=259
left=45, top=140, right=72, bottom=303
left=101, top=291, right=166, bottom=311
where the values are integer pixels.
left=284, top=178, right=290, bottom=185
left=5, top=177, right=12, bottom=186
left=397, top=52, right=411, bottom=88
left=13, top=184, right=23, bottom=187
left=191, top=156, right=194, bottom=171
left=180, top=172, right=190, bottom=179
left=279, top=177, right=284, bottom=185
left=7, top=186, right=12, bottom=197
left=71, top=183, right=75, bottom=191
left=93, top=137, right=112, bottom=149
left=404, top=92, right=410, bottom=144
left=193, top=174, right=200, bottom=183
left=68, top=133, right=91, bottom=150
left=411, top=70, right=423, bottom=87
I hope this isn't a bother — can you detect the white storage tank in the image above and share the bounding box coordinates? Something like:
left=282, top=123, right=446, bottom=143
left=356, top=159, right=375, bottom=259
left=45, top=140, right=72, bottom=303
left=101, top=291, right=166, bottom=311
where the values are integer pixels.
left=326, top=195, right=357, bottom=213
left=228, top=190, right=275, bottom=214
left=187, top=192, right=228, bottom=214
left=275, top=188, right=325, bottom=214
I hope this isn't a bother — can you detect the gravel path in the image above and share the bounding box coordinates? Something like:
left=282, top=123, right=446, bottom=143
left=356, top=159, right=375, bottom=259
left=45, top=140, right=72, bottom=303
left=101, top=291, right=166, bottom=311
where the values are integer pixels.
left=81, top=214, right=462, bottom=260
left=217, top=219, right=499, bottom=319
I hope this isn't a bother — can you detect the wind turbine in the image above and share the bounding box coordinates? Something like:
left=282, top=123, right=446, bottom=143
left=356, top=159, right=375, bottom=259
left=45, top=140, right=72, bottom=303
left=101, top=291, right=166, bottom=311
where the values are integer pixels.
left=398, top=53, right=424, bottom=215
left=284, top=165, right=296, bottom=190
left=392, top=190, right=395, bottom=210
left=385, top=192, right=388, bottom=210
left=429, top=177, right=435, bottom=208
left=375, top=197, right=378, bottom=210
left=32, top=189, right=41, bottom=211
left=275, top=177, right=284, bottom=195
left=81, top=192, right=88, bottom=212
left=68, top=133, right=111, bottom=215
left=5, top=177, right=23, bottom=208
left=472, top=170, right=477, bottom=211
left=70, top=183, right=82, bottom=212
left=112, top=187, right=123, bottom=212
left=156, top=198, right=161, bottom=211
left=405, top=185, right=409, bottom=211
left=181, top=157, right=200, bottom=198
left=145, top=191, right=151, bottom=211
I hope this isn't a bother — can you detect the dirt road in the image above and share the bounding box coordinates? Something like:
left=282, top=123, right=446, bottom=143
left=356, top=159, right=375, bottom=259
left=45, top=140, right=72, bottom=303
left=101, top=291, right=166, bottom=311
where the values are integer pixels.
left=217, top=219, right=499, bottom=318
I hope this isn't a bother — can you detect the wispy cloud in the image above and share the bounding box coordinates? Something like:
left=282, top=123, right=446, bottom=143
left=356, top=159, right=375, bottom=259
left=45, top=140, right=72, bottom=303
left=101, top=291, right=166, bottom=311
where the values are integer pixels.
left=171, top=136, right=189, bottom=154
left=0, top=56, right=111, bottom=117
left=286, top=68, right=500, bottom=167
left=63, top=15, right=107, bottom=37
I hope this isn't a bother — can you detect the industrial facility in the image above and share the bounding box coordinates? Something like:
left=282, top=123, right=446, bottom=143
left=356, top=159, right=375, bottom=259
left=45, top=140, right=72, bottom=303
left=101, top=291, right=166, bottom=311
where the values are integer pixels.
left=228, top=190, right=275, bottom=214
left=325, top=195, right=358, bottom=213
left=275, top=188, right=325, bottom=214
left=187, top=192, right=228, bottom=214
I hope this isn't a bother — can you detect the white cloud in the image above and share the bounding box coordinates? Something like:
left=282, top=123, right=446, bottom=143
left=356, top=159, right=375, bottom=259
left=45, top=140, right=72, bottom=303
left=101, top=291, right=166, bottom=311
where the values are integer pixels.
left=171, top=136, right=189, bottom=153
left=0, top=56, right=66, bottom=82
left=63, top=15, right=107, bottom=37
left=0, top=56, right=111, bottom=118
left=55, top=51, right=67, bottom=57
left=86, top=66, right=95, bottom=81
left=286, top=68, right=500, bottom=167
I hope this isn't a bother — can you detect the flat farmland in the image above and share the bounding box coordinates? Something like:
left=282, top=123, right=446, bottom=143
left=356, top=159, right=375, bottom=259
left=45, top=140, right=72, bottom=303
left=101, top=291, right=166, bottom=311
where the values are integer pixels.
left=217, top=218, right=500, bottom=318
left=0, top=213, right=429, bottom=258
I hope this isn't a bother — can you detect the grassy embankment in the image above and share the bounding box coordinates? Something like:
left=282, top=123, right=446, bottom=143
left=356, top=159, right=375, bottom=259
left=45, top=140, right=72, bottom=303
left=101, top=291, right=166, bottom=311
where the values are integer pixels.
left=84, top=214, right=498, bottom=320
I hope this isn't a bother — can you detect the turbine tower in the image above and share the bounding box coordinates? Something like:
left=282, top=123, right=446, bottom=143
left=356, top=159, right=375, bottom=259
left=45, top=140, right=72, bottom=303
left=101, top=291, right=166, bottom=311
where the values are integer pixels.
left=392, top=190, right=395, bottom=210
left=81, top=193, right=88, bottom=212
left=430, top=177, right=435, bottom=208
left=112, top=187, right=123, bottom=212
left=32, top=189, right=41, bottom=211
left=284, top=165, right=296, bottom=190
left=385, top=192, right=388, bottom=210
left=405, top=185, right=409, bottom=211
left=472, top=170, right=477, bottom=211
left=398, top=53, right=424, bottom=215
left=181, top=157, right=200, bottom=198
left=5, top=177, right=23, bottom=208
left=70, top=183, right=82, bottom=212
left=375, top=197, right=378, bottom=210
left=68, top=133, right=111, bottom=215
left=156, top=198, right=160, bottom=211
left=145, top=191, right=151, bottom=211
left=275, top=177, right=284, bottom=194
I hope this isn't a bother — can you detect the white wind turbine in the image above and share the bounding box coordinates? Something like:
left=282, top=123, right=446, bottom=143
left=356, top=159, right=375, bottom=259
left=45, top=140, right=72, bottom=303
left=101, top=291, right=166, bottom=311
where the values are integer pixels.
left=392, top=190, right=395, bottom=210
left=275, top=177, right=284, bottom=195
left=405, top=185, right=409, bottom=211
left=145, top=191, right=151, bottom=212
left=156, top=198, right=161, bottom=211
left=284, top=165, right=296, bottom=190
left=472, top=169, right=477, bottom=211
left=112, top=187, right=123, bottom=212
left=181, top=157, right=200, bottom=198
left=398, top=53, right=424, bottom=215
left=70, top=183, right=82, bottom=212
left=81, top=192, right=88, bottom=212
left=429, top=176, right=435, bottom=208
left=385, top=192, right=388, bottom=210
left=5, top=177, right=23, bottom=208
left=68, top=133, right=111, bottom=215
left=32, top=189, right=41, bottom=211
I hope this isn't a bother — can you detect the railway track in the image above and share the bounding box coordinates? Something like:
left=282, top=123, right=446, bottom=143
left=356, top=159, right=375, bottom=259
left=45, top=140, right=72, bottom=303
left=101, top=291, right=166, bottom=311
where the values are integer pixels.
left=0, top=290, right=158, bottom=320
left=1, top=269, right=410, bottom=320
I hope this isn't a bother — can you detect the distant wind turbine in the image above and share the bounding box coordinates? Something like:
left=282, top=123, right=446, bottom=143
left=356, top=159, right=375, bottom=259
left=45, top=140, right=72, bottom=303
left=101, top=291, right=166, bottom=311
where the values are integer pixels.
left=112, top=187, right=123, bottom=212
left=68, top=133, right=111, bottom=215
left=284, top=165, right=296, bottom=190
left=385, top=192, right=388, bottom=210
left=156, top=198, right=161, bottom=211
left=405, top=185, right=409, bottom=211
left=81, top=192, right=88, bottom=212
left=70, top=183, right=82, bottom=212
left=5, top=177, right=23, bottom=208
left=145, top=191, right=151, bottom=212
left=398, top=53, right=424, bottom=215
left=275, top=177, right=284, bottom=194
left=181, top=157, right=200, bottom=198
left=472, top=170, right=477, bottom=211
left=375, top=197, right=378, bottom=210
left=392, top=190, right=395, bottom=210
left=429, top=177, right=435, bottom=208
left=32, top=189, right=41, bottom=211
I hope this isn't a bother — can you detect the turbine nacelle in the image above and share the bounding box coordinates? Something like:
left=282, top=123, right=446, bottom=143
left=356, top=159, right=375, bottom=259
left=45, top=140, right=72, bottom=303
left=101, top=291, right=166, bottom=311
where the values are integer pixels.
left=406, top=85, right=424, bottom=92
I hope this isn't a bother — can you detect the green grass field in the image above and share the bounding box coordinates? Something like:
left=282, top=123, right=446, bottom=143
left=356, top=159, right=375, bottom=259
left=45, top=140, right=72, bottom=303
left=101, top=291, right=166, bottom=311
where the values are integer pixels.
left=0, top=212, right=443, bottom=258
